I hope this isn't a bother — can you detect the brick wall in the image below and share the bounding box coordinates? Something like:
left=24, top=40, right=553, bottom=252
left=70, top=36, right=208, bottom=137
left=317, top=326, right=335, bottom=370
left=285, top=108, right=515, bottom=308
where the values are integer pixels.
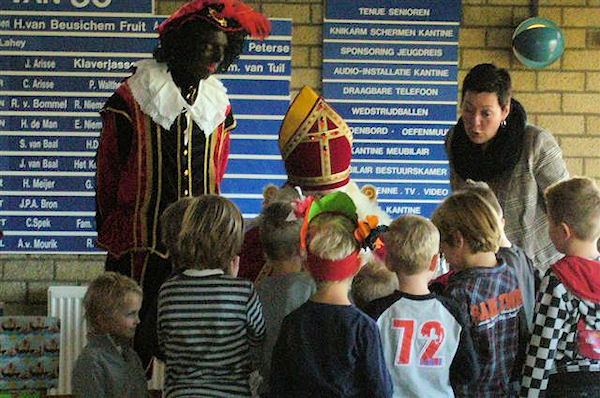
left=1, top=0, right=599, bottom=314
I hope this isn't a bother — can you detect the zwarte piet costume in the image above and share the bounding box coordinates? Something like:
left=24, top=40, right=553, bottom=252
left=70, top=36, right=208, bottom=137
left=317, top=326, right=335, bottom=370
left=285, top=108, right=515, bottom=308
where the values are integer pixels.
left=95, top=0, right=270, bottom=370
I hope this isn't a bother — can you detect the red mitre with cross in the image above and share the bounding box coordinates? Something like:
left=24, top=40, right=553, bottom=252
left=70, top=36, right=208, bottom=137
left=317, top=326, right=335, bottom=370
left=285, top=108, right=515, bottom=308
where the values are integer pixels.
left=279, top=86, right=353, bottom=191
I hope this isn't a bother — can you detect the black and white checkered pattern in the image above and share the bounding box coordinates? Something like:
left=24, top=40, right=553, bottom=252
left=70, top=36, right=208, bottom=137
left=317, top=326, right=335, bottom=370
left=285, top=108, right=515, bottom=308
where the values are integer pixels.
left=520, top=268, right=600, bottom=398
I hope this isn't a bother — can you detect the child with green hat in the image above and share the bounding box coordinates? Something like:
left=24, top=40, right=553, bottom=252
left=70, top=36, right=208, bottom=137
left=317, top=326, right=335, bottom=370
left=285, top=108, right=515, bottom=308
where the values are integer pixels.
left=269, top=191, right=393, bottom=397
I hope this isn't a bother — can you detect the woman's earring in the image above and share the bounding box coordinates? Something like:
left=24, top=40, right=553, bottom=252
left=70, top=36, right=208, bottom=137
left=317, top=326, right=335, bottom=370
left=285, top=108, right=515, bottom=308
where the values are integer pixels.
left=500, top=119, right=507, bottom=128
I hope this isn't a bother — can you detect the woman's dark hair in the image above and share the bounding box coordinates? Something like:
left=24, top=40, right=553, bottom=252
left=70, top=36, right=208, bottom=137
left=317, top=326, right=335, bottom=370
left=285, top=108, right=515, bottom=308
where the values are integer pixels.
left=461, top=63, right=512, bottom=107
left=153, top=19, right=247, bottom=73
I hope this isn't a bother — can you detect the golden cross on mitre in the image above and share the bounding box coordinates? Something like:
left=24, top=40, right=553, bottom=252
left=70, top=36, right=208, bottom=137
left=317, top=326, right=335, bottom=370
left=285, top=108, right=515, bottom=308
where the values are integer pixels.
left=304, top=98, right=346, bottom=176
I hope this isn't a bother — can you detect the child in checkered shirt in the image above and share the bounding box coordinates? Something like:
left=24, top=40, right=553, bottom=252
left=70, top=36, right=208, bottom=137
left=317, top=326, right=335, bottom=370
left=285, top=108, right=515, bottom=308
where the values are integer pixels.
left=463, top=180, right=540, bottom=332
left=431, top=190, right=528, bottom=397
left=520, top=177, right=600, bottom=398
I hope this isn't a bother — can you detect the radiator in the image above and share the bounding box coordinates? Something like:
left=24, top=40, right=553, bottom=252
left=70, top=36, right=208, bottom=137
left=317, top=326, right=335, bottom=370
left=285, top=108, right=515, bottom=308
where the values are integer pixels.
left=47, top=285, right=88, bottom=395
left=47, top=285, right=165, bottom=394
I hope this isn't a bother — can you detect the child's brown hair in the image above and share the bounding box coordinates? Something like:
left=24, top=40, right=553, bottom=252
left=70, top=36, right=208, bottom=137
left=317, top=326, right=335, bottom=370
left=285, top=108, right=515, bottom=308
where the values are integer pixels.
left=260, top=201, right=303, bottom=262
left=160, top=197, right=194, bottom=268
left=463, top=180, right=503, bottom=218
left=545, top=177, right=600, bottom=241
left=431, top=190, right=502, bottom=253
left=352, top=259, right=399, bottom=309
left=385, top=214, right=440, bottom=275
left=83, top=272, right=142, bottom=334
left=177, top=195, right=244, bottom=271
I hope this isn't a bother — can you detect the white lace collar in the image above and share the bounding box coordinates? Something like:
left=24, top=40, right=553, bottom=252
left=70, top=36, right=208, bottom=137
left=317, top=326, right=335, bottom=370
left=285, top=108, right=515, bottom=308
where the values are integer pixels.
left=127, top=59, right=230, bottom=136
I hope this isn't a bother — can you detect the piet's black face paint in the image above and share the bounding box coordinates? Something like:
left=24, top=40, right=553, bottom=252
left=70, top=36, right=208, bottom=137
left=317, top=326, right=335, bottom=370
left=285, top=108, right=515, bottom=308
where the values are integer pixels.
left=164, top=21, right=228, bottom=91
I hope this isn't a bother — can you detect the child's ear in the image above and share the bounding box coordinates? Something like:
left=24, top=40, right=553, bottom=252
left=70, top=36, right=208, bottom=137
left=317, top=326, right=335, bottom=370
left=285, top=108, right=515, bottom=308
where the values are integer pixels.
left=229, top=255, right=240, bottom=277
left=560, top=222, right=573, bottom=240
left=262, top=184, right=279, bottom=205
left=429, top=253, right=440, bottom=272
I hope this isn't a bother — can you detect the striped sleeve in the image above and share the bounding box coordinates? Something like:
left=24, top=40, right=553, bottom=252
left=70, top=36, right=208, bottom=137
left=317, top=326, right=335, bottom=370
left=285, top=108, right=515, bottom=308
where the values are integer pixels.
left=246, top=285, right=265, bottom=345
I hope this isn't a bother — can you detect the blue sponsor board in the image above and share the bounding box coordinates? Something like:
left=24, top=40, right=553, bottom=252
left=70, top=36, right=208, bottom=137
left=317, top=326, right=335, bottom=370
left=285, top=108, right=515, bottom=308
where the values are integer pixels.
left=352, top=140, right=447, bottom=161
left=0, top=135, right=98, bottom=152
left=0, top=14, right=159, bottom=34
left=1, top=215, right=96, bottom=232
left=1, top=195, right=95, bottom=212
left=323, top=0, right=460, bottom=219
left=0, top=115, right=102, bottom=131
left=348, top=122, right=453, bottom=140
left=229, top=98, right=289, bottom=117
left=2, top=0, right=153, bottom=14
left=325, top=0, right=461, bottom=22
left=224, top=158, right=285, bottom=178
left=2, top=156, right=95, bottom=172
left=233, top=118, right=283, bottom=135
left=351, top=179, right=451, bottom=201
left=222, top=60, right=291, bottom=78
left=361, top=181, right=450, bottom=201
left=374, top=200, right=442, bottom=218
left=0, top=235, right=98, bottom=253
left=0, top=34, right=158, bottom=53
left=324, top=42, right=457, bottom=62
left=0, top=55, right=289, bottom=80
left=0, top=12, right=292, bottom=253
left=0, top=175, right=95, bottom=192
left=350, top=159, right=448, bottom=181
left=0, top=31, right=290, bottom=56
left=230, top=137, right=281, bottom=156
left=0, top=95, right=105, bottom=112
left=330, top=102, right=457, bottom=123
left=323, top=62, right=457, bottom=82
left=325, top=22, right=459, bottom=42
left=324, top=81, right=457, bottom=102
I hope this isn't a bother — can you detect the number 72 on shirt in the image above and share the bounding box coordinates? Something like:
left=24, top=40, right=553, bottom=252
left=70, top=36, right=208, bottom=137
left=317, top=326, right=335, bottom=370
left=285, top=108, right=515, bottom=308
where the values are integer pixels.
left=393, top=319, right=446, bottom=367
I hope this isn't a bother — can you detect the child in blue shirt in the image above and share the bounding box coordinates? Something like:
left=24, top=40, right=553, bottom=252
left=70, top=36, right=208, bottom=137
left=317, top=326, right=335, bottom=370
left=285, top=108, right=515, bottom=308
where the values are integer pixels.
left=270, top=192, right=392, bottom=398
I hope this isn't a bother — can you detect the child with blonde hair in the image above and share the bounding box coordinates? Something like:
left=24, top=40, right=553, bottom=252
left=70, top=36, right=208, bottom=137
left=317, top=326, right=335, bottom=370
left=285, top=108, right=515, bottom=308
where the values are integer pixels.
left=366, top=215, right=479, bottom=397
left=431, top=191, right=527, bottom=397
left=520, top=177, right=600, bottom=397
left=270, top=191, right=392, bottom=397
left=464, top=180, right=538, bottom=331
left=72, top=272, right=148, bottom=398
left=157, top=195, right=265, bottom=397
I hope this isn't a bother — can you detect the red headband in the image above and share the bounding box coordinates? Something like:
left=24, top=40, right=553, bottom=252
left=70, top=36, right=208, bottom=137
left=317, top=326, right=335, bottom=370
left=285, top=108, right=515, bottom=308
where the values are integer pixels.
left=306, top=250, right=361, bottom=282
left=158, top=0, right=270, bottom=39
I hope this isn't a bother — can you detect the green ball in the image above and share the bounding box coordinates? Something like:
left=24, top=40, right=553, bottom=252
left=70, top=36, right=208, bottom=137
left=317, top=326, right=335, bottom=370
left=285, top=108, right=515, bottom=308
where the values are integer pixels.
left=512, top=17, right=564, bottom=69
